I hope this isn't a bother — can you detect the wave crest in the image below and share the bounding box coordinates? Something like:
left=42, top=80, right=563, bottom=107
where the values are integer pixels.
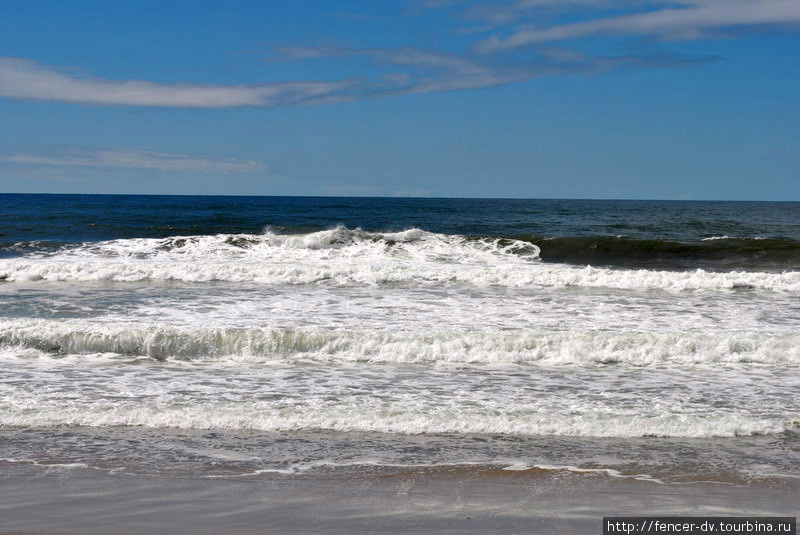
left=2, top=227, right=799, bottom=291
left=2, top=320, right=798, bottom=365
left=1, top=258, right=797, bottom=291
left=29, top=225, right=539, bottom=262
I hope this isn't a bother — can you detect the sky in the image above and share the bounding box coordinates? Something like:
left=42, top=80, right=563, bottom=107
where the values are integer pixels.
left=0, top=0, right=798, bottom=200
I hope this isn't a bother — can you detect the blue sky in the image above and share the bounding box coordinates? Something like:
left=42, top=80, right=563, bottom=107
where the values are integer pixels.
left=0, top=0, right=798, bottom=200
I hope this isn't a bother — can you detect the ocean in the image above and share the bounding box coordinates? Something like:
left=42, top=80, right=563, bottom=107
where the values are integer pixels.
left=1, top=193, right=799, bottom=491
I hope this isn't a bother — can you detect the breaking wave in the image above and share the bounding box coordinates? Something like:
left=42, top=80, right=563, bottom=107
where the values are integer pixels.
left=2, top=320, right=798, bottom=365
left=4, top=226, right=799, bottom=270
left=1, top=257, right=797, bottom=292
left=0, top=402, right=790, bottom=438
left=1, top=227, right=798, bottom=291
left=11, top=226, right=539, bottom=261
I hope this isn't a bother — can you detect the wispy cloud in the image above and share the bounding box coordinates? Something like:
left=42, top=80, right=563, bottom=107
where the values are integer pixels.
left=411, top=0, right=474, bottom=10
left=2, top=148, right=265, bottom=174
left=475, top=0, right=800, bottom=52
left=0, top=0, right=778, bottom=110
left=0, top=57, right=359, bottom=108
left=414, top=0, right=643, bottom=25
left=462, top=0, right=618, bottom=25
left=274, top=43, right=708, bottom=97
left=276, top=46, right=499, bottom=90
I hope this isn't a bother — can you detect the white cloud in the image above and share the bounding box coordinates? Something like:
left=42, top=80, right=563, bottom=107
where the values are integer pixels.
left=0, top=2, right=793, bottom=111
left=0, top=8, right=727, bottom=113
left=0, top=57, right=358, bottom=108
left=277, top=45, right=488, bottom=74
left=463, top=0, right=611, bottom=24
left=476, top=0, right=800, bottom=51
left=274, top=45, right=516, bottom=93
left=365, top=46, right=490, bottom=75
left=2, top=148, right=265, bottom=174
left=412, top=0, right=472, bottom=9
left=275, top=43, right=709, bottom=96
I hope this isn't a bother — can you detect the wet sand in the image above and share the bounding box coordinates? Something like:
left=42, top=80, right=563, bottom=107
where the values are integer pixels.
left=1, top=464, right=797, bottom=535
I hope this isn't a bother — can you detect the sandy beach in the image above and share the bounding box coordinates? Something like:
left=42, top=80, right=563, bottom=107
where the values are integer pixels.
left=2, top=460, right=797, bottom=535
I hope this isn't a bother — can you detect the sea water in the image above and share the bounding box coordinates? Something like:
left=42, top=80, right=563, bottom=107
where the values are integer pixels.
left=1, top=194, right=798, bottom=482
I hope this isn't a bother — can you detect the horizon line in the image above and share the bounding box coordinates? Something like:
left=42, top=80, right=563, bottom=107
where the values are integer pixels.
left=1, top=191, right=798, bottom=203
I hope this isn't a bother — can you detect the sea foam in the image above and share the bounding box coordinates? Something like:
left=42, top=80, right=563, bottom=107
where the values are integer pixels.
left=1, top=228, right=798, bottom=291
left=0, top=403, right=789, bottom=438
left=1, top=319, right=798, bottom=365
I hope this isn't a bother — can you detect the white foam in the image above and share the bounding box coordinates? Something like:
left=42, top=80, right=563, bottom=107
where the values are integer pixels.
left=0, top=394, right=791, bottom=438
left=1, top=254, right=797, bottom=291
left=2, top=227, right=796, bottom=291
left=518, top=464, right=664, bottom=484
left=0, top=457, right=88, bottom=469
left=1, top=319, right=798, bottom=365
left=211, top=461, right=663, bottom=483
left=701, top=236, right=769, bottom=241
left=3, top=325, right=797, bottom=439
left=21, top=226, right=539, bottom=263
left=2, top=227, right=798, bottom=443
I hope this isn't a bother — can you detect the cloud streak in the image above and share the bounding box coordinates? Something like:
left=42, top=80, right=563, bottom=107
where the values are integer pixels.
left=274, top=44, right=708, bottom=97
left=0, top=57, right=359, bottom=108
left=0, top=1, right=776, bottom=110
left=275, top=45, right=512, bottom=92
left=476, top=0, right=800, bottom=51
left=2, top=148, right=265, bottom=174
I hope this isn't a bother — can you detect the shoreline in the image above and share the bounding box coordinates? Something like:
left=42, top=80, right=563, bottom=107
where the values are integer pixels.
left=1, top=462, right=797, bottom=535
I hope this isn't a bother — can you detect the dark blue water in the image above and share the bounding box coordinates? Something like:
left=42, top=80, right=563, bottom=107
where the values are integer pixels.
left=2, top=194, right=799, bottom=270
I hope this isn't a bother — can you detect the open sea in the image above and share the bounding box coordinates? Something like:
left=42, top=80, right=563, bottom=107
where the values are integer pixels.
left=1, top=194, right=799, bottom=485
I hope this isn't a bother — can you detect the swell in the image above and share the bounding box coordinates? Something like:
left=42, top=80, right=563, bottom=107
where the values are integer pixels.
left=0, top=240, right=67, bottom=259
left=1, top=320, right=798, bottom=365
left=517, top=235, right=800, bottom=270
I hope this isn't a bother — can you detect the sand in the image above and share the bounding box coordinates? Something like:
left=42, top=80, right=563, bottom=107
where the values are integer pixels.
left=1, top=463, right=797, bottom=535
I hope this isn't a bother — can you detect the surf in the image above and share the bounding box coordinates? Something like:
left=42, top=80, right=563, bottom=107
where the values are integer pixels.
left=2, top=319, right=798, bottom=365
